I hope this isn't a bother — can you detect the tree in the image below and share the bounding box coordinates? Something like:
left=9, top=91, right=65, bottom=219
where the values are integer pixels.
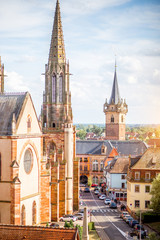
left=76, top=129, right=87, bottom=140
left=150, top=174, right=160, bottom=213
left=91, top=125, right=102, bottom=136
left=88, top=176, right=92, bottom=187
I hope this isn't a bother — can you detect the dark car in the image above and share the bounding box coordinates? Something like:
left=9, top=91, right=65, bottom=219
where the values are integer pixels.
left=109, top=202, right=117, bottom=209
left=84, top=187, right=90, bottom=193
left=49, top=223, right=59, bottom=228
left=129, top=219, right=139, bottom=228
left=130, top=228, right=147, bottom=239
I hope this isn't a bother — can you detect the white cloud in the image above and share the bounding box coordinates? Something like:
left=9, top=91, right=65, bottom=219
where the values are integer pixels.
left=5, top=71, right=29, bottom=92
left=0, top=0, right=160, bottom=124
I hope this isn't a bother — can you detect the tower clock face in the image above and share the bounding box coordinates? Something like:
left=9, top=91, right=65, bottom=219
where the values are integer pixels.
left=24, top=149, right=33, bottom=174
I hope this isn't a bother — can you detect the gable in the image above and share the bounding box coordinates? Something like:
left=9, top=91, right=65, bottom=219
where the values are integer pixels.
left=16, top=93, right=41, bottom=135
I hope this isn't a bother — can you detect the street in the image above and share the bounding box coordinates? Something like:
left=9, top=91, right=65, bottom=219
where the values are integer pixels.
left=80, top=189, right=132, bottom=240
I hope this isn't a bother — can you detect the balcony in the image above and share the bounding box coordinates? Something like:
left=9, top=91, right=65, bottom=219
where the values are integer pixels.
left=127, top=176, right=153, bottom=183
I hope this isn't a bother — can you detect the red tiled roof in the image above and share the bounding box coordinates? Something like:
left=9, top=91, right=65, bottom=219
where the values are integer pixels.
left=0, top=224, right=79, bottom=240
left=110, top=157, right=129, bottom=174
left=148, top=139, right=160, bottom=147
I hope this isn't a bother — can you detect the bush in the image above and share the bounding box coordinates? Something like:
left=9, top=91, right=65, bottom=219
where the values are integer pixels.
left=88, top=222, right=95, bottom=231
left=76, top=225, right=83, bottom=240
left=140, top=212, right=160, bottom=223
left=148, top=232, right=160, bottom=240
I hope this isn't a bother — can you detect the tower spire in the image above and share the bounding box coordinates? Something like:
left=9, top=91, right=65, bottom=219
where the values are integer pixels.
left=109, top=62, right=120, bottom=104
left=49, top=0, right=66, bottom=66
left=0, top=56, right=4, bottom=94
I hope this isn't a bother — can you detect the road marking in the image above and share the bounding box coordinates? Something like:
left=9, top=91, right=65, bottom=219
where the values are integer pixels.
left=88, top=191, right=129, bottom=239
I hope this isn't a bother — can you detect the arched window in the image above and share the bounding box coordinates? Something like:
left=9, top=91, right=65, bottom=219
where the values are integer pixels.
left=52, top=123, right=56, bottom=128
left=121, top=115, right=124, bottom=123
left=0, top=153, right=1, bottom=181
left=100, top=177, right=103, bottom=183
left=21, top=205, right=26, bottom=225
left=59, top=74, right=63, bottom=103
left=52, top=74, right=56, bottom=103
left=32, top=201, right=36, bottom=225
left=92, top=160, right=98, bottom=171
left=92, top=176, right=98, bottom=184
left=111, top=115, right=114, bottom=123
left=100, top=161, right=104, bottom=171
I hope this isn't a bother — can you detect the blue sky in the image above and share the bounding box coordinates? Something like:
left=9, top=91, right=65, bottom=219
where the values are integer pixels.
left=0, top=0, right=160, bottom=124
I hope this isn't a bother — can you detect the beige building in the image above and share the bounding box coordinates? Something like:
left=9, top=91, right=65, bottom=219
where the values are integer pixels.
left=0, top=92, right=50, bottom=225
left=127, top=147, right=160, bottom=213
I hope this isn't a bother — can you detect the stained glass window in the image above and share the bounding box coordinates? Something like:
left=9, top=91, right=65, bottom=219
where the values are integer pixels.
left=59, top=74, right=63, bottom=103
left=52, top=75, right=56, bottom=102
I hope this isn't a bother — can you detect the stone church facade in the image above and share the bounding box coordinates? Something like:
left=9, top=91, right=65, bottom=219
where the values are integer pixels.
left=41, top=0, right=79, bottom=221
left=0, top=0, right=79, bottom=225
left=0, top=92, right=50, bottom=225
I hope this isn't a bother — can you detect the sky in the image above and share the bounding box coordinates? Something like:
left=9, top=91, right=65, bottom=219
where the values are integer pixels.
left=0, top=0, right=160, bottom=124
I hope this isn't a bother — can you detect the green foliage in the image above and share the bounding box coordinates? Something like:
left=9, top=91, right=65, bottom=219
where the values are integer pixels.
left=76, top=129, right=87, bottom=140
left=148, top=232, right=160, bottom=240
left=91, top=125, right=103, bottom=136
left=88, top=176, right=92, bottom=187
left=139, top=211, right=160, bottom=223
left=76, top=225, right=83, bottom=240
left=88, top=222, right=95, bottom=231
left=155, top=127, right=160, bottom=138
left=64, top=220, right=74, bottom=228
left=150, top=174, right=160, bottom=213
left=69, top=220, right=74, bottom=228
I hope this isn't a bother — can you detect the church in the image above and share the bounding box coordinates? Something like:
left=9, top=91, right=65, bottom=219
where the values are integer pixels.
left=0, top=0, right=79, bottom=225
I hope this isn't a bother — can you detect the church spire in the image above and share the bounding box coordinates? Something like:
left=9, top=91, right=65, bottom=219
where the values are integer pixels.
left=49, top=0, right=66, bottom=65
left=0, top=57, right=4, bottom=94
left=109, top=63, right=120, bottom=104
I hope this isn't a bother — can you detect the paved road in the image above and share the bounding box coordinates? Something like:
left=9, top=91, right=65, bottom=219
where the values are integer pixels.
left=80, top=189, right=132, bottom=240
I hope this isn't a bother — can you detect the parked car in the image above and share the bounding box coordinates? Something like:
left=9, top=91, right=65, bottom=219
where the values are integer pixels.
left=99, top=194, right=106, bottom=200
left=73, top=213, right=83, bottom=220
left=49, top=223, right=59, bottom=228
left=60, top=214, right=77, bottom=222
left=123, top=214, right=131, bottom=221
left=109, top=202, right=117, bottom=209
left=91, top=183, right=98, bottom=187
left=134, top=224, right=145, bottom=231
left=84, top=187, right=90, bottom=193
left=120, top=211, right=128, bottom=218
left=79, top=209, right=90, bottom=217
left=104, top=199, right=111, bottom=205
left=130, top=227, right=147, bottom=239
left=129, top=219, right=139, bottom=228
left=94, top=190, right=99, bottom=195
left=125, top=216, right=133, bottom=224
left=98, top=193, right=102, bottom=198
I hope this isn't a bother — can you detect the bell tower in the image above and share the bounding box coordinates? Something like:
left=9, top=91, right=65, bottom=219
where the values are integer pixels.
left=104, top=63, right=128, bottom=140
left=0, top=57, right=4, bottom=94
left=41, top=0, right=79, bottom=222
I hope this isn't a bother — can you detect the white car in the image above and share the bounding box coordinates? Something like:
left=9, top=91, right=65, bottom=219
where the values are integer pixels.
left=60, top=214, right=77, bottom=222
left=99, top=194, right=106, bottom=200
left=104, top=199, right=111, bottom=205
left=94, top=190, right=99, bottom=195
